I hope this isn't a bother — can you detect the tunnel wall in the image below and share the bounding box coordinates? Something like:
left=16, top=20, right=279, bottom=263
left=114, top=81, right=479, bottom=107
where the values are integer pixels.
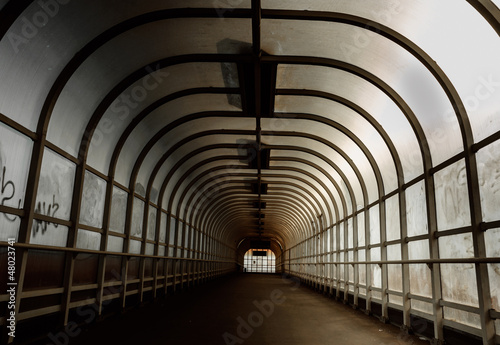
left=0, top=1, right=499, bottom=345
left=281, top=139, right=500, bottom=343
left=0, top=120, right=237, bottom=341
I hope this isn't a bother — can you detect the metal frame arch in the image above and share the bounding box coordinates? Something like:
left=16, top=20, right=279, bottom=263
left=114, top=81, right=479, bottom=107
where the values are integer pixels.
left=265, top=132, right=370, bottom=207
left=276, top=90, right=405, bottom=185
left=214, top=205, right=308, bottom=245
left=211, top=204, right=307, bottom=245
left=178, top=167, right=326, bottom=232
left=187, top=179, right=326, bottom=236
left=271, top=156, right=350, bottom=219
left=192, top=171, right=334, bottom=239
left=196, top=183, right=317, bottom=239
left=184, top=182, right=323, bottom=235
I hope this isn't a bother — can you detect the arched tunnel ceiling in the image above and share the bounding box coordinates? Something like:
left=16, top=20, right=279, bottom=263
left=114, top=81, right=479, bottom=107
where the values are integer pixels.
left=0, top=0, right=499, bottom=250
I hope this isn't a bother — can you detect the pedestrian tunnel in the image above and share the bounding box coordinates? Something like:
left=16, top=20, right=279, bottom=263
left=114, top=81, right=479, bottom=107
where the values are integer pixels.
left=0, top=1, right=500, bottom=344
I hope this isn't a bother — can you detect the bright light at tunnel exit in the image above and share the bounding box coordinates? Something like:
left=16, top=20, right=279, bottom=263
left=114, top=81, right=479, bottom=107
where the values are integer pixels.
left=243, top=249, right=276, bottom=273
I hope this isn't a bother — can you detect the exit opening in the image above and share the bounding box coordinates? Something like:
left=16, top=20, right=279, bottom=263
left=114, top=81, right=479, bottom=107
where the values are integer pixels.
left=243, top=249, right=276, bottom=273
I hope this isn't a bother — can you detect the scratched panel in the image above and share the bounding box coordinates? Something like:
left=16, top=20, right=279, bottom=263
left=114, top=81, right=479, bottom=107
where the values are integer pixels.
left=0, top=214, right=20, bottom=241
left=159, top=211, right=167, bottom=243
left=434, top=159, right=471, bottom=231
left=130, top=197, right=144, bottom=239
left=0, top=122, right=32, bottom=210
left=146, top=206, right=157, bottom=241
left=476, top=140, right=500, bottom=222
left=485, top=228, right=500, bottom=313
left=35, top=148, right=76, bottom=224
left=109, top=186, right=127, bottom=234
left=79, top=170, right=106, bottom=229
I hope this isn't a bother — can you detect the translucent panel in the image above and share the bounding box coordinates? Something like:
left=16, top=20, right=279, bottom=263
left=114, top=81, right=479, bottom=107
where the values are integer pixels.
left=339, top=222, right=345, bottom=250
left=109, top=186, right=127, bottom=234
left=357, top=212, right=365, bottom=247
left=390, top=295, right=403, bottom=306
left=0, top=214, right=20, bottom=241
left=158, top=245, right=165, bottom=257
left=276, top=65, right=424, bottom=182
left=387, top=244, right=402, bottom=292
left=159, top=212, right=167, bottom=243
left=184, top=226, right=190, bottom=248
left=35, top=148, right=76, bottom=221
left=408, top=240, right=430, bottom=260
left=477, top=140, right=500, bottom=222
left=176, top=226, right=183, bottom=247
left=190, top=229, right=195, bottom=250
left=145, top=243, right=154, bottom=256
left=369, top=205, right=380, bottom=244
left=434, top=159, right=471, bottom=231
left=30, top=224, right=68, bottom=247
left=371, top=247, right=381, bottom=288
left=263, top=0, right=500, bottom=142
left=131, top=197, right=144, bottom=238
left=409, top=263, right=432, bottom=298
left=347, top=218, right=354, bottom=249
left=439, top=233, right=478, bottom=307
left=385, top=195, right=400, bottom=241
left=47, top=18, right=250, bottom=157
left=106, top=235, right=124, bottom=252
left=270, top=148, right=359, bottom=213
left=358, top=251, right=366, bottom=286
left=0, top=0, right=240, bottom=129
left=267, top=160, right=341, bottom=219
left=147, top=206, right=157, bottom=241
left=411, top=300, right=433, bottom=315
left=115, top=94, right=243, bottom=186
left=169, top=217, right=176, bottom=246
left=0, top=123, right=32, bottom=209
left=150, top=134, right=254, bottom=205
left=79, top=171, right=106, bottom=228
left=275, top=95, right=397, bottom=193
left=485, top=228, right=500, bottom=311
left=443, top=307, right=481, bottom=329
left=402, top=1, right=500, bottom=143
left=406, top=180, right=428, bottom=237
left=87, top=62, right=240, bottom=174
left=129, top=239, right=141, bottom=254
left=76, top=229, right=101, bottom=251
left=264, top=117, right=379, bottom=204
left=139, top=127, right=253, bottom=204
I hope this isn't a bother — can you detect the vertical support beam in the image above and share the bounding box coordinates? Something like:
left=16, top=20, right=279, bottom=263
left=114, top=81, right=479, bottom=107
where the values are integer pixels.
left=60, top=155, right=86, bottom=326
left=365, top=207, right=372, bottom=315
left=353, top=214, right=359, bottom=308
left=467, top=156, right=495, bottom=345
left=335, top=223, right=341, bottom=299
left=138, top=202, right=149, bottom=304
left=425, top=171, right=444, bottom=343
left=120, top=187, right=135, bottom=309
left=96, top=174, right=114, bottom=316
left=7, top=136, right=45, bottom=344
left=380, top=200, right=389, bottom=322
left=152, top=205, right=163, bottom=299
left=400, top=189, right=412, bottom=331
left=343, top=220, right=349, bottom=303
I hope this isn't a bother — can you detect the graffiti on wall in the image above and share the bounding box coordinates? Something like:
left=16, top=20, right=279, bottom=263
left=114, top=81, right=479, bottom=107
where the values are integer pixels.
left=1, top=166, right=23, bottom=221
left=32, top=194, right=60, bottom=236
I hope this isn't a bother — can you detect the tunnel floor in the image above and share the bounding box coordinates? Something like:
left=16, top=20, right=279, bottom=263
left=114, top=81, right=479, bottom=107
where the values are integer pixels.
left=62, top=274, right=430, bottom=345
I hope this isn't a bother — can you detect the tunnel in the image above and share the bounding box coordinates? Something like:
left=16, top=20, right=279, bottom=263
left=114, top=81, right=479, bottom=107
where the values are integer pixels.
left=0, top=0, right=500, bottom=344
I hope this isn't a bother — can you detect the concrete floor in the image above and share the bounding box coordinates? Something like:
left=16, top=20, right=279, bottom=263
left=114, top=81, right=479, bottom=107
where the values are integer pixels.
left=66, top=274, right=430, bottom=345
